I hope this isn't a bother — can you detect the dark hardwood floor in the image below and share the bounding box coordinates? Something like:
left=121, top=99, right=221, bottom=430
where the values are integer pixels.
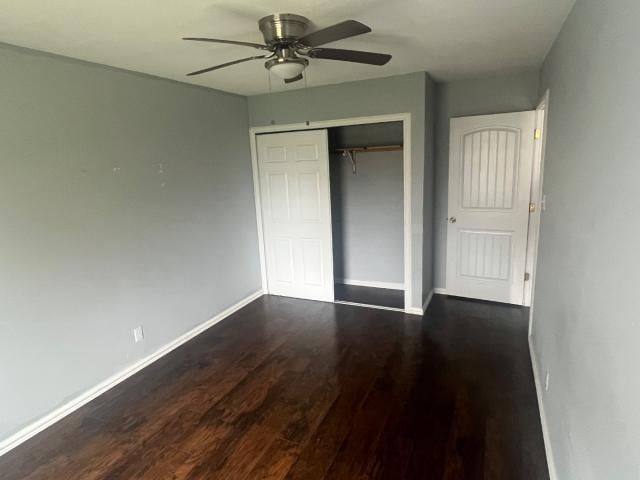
left=334, top=283, right=405, bottom=309
left=0, top=295, right=548, bottom=479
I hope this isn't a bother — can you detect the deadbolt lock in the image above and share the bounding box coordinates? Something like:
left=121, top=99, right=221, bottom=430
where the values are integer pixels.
left=448, top=217, right=457, bottom=224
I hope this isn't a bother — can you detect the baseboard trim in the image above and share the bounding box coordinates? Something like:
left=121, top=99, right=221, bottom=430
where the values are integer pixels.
left=0, top=289, right=264, bottom=457
left=338, top=279, right=405, bottom=290
left=404, top=307, right=424, bottom=316
left=422, top=289, right=434, bottom=314
left=529, top=335, right=558, bottom=480
left=433, top=287, right=447, bottom=295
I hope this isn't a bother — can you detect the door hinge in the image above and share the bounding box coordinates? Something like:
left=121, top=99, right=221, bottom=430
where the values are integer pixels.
left=534, top=128, right=542, bottom=140
left=524, top=272, right=531, bottom=281
left=529, top=202, right=536, bottom=213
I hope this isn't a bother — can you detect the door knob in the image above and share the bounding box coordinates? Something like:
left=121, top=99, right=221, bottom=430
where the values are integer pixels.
left=448, top=217, right=457, bottom=224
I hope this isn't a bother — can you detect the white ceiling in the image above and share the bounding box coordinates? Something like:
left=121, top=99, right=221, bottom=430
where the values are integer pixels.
left=0, top=0, right=575, bottom=96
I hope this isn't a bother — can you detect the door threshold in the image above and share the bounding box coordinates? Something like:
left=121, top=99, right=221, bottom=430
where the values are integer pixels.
left=334, top=300, right=406, bottom=314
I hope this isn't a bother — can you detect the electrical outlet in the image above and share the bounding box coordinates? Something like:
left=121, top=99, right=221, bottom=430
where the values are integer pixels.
left=133, top=326, right=144, bottom=343
left=544, top=370, right=550, bottom=391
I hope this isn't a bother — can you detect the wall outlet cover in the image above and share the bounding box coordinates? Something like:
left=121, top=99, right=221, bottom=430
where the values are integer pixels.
left=544, top=370, right=550, bottom=391
left=133, top=326, right=144, bottom=343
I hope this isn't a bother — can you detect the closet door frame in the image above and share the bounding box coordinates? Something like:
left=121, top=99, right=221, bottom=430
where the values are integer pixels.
left=249, top=113, right=416, bottom=314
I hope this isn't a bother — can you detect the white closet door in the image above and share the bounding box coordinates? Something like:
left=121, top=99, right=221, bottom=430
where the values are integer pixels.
left=257, top=129, right=334, bottom=302
left=446, top=112, right=536, bottom=305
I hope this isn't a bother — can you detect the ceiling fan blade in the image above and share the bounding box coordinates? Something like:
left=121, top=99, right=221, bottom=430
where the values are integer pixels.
left=183, top=37, right=268, bottom=50
left=297, top=20, right=371, bottom=47
left=187, top=55, right=267, bottom=76
left=284, top=73, right=304, bottom=84
left=305, top=48, right=391, bottom=66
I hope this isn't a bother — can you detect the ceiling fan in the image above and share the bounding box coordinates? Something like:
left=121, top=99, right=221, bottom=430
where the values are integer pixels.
left=183, top=14, right=391, bottom=83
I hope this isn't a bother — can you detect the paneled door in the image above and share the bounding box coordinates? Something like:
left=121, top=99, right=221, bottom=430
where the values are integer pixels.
left=446, top=112, right=536, bottom=305
left=257, top=129, right=334, bottom=302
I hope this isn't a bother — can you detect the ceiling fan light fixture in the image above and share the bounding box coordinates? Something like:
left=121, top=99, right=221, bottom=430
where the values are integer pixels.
left=184, top=14, right=392, bottom=80
left=265, top=57, right=308, bottom=80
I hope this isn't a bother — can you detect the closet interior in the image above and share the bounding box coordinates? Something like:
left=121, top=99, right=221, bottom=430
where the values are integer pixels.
left=328, top=121, right=405, bottom=310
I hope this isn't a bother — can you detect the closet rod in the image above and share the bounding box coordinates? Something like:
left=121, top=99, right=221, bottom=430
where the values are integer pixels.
left=333, top=145, right=403, bottom=174
left=333, top=144, right=403, bottom=154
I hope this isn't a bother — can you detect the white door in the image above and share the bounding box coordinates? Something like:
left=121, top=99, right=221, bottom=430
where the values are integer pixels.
left=257, top=129, right=334, bottom=302
left=445, top=112, right=536, bottom=305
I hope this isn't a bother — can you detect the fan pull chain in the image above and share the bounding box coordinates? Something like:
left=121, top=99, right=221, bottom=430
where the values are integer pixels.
left=267, top=70, right=276, bottom=125
left=304, top=68, right=310, bottom=125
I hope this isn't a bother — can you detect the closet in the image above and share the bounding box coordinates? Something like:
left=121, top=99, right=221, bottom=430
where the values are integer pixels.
left=328, top=121, right=404, bottom=309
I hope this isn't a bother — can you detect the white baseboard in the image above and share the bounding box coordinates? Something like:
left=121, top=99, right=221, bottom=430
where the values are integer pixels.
left=404, top=307, right=424, bottom=316
left=433, top=287, right=447, bottom=295
left=0, top=289, right=264, bottom=457
left=422, top=289, right=434, bottom=314
left=338, top=279, right=405, bottom=290
left=529, top=335, right=558, bottom=480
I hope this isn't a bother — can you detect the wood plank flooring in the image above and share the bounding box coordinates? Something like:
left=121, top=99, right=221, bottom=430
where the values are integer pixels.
left=0, top=294, right=548, bottom=479
left=334, top=283, right=405, bottom=309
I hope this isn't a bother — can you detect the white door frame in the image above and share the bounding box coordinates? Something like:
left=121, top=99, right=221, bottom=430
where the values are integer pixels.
left=527, top=90, right=550, bottom=328
left=249, top=113, right=414, bottom=312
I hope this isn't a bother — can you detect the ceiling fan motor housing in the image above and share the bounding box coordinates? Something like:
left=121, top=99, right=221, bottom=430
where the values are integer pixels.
left=258, top=14, right=310, bottom=46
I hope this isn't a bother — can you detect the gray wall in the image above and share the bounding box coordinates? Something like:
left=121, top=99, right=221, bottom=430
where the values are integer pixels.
left=248, top=73, right=429, bottom=309
left=0, top=44, right=261, bottom=443
left=423, top=75, right=436, bottom=303
left=330, top=154, right=403, bottom=284
left=533, top=1, right=640, bottom=478
left=330, top=124, right=404, bottom=285
left=433, top=71, right=540, bottom=288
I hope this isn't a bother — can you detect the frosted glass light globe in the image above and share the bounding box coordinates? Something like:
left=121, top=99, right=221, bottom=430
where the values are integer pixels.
left=269, top=61, right=305, bottom=79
